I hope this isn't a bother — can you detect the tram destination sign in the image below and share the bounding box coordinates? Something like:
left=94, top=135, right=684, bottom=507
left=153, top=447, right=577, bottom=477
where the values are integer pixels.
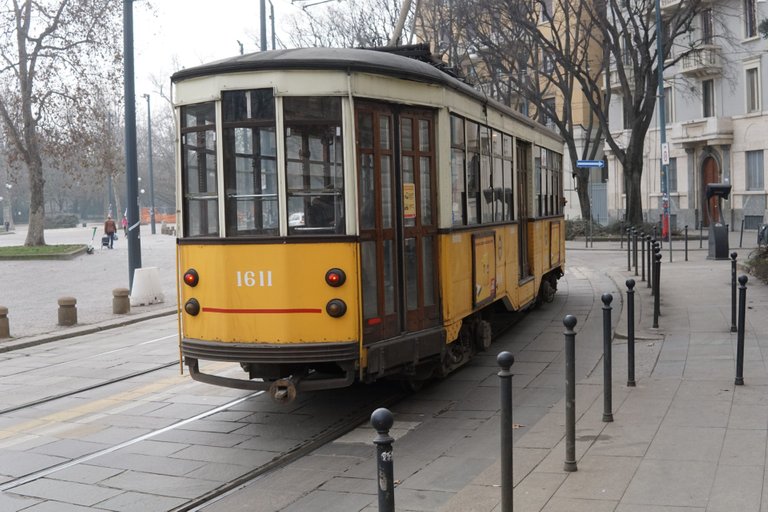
left=576, top=160, right=605, bottom=168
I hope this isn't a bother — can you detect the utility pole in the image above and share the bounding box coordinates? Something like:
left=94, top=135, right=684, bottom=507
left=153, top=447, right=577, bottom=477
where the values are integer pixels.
left=260, top=0, right=267, bottom=51
left=654, top=0, right=671, bottom=261
left=123, top=0, right=142, bottom=288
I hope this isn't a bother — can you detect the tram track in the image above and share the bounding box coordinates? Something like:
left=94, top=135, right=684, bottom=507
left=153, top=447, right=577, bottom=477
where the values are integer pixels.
left=0, top=333, right=180, bottom=417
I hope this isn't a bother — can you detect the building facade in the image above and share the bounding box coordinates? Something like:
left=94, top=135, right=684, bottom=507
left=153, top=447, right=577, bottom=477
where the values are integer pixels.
left=605, top=0, right=767, bottom=231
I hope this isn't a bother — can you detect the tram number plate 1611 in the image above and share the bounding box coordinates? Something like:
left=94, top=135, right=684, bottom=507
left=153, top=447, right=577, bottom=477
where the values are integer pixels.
left=236, top=270, right=273, bottom=287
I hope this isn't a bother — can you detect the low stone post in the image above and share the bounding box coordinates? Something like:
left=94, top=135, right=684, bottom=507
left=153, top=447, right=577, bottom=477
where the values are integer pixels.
left=113, top=288, right=130, bottom=314
left=58, top=297, right=77, bottom=326
left=0, top=306, right=9, bottom=338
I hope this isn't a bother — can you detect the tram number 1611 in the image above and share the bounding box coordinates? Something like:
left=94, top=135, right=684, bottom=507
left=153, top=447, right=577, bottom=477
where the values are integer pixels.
left=236, top=270, right=273, bottom=287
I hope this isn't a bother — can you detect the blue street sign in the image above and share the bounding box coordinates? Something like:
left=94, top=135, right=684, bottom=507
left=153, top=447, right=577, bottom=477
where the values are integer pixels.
left=576, top=160, right=605, bottom=168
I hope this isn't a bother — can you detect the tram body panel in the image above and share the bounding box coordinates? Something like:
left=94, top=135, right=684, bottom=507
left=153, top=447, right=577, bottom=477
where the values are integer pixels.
left=178, top=243, right=359, bottom=343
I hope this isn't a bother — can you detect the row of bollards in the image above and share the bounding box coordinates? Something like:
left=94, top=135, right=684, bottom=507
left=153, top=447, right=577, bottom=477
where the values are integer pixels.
left=0, top=288, right=131, bottom=338
left=370, top=258, right=752, bottom=509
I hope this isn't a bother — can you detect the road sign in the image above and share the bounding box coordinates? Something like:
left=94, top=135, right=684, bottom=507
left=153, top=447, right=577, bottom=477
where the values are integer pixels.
left=576, top=160, right=605, bottom=168
left=661, top=143, right=669, bottom=165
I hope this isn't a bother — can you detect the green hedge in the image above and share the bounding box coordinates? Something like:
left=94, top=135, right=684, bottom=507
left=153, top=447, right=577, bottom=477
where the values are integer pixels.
left=44, top=214, right=80, bottom=229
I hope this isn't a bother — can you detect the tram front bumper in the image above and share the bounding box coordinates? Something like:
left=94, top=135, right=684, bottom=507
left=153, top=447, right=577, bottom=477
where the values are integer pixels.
left=181, top=338, right=359, bottom=392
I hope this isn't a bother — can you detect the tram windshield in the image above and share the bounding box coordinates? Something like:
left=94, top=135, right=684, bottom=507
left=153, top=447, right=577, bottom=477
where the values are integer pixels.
left=180, top=94, right=344, bottom=238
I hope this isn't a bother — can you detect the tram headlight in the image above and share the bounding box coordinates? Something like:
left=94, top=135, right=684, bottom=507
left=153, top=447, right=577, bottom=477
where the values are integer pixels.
left=183, top=269, right=199, bottom=287
left=326, top=299, right=347, bottom=318
left=325, top=268, right=346, bottom=287
left=184, top=298, right=201, bottom=316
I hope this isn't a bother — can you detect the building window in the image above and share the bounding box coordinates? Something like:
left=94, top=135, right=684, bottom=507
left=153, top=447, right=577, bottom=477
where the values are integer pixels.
left=702, top=79, right=715, bottom=118
left=701, top=9, right=714, bottom=44
left=667, top=157, right=677, bottom=193
left=746, top=66, right=760, bottom=113
left=539, top=98, right=556, bottom=128
left=745, top=0, right=757, bottom=38
left=746, top=150, right=764, bottom=190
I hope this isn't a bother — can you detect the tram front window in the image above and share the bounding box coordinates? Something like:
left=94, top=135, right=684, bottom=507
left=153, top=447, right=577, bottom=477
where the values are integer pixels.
left=222, top=89, right=278, bottom=236
left=284, top=96, right=344, bottom=235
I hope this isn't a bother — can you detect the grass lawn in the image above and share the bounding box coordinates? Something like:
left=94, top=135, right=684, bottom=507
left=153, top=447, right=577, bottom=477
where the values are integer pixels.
left=0, top=244, right=86, bottom=258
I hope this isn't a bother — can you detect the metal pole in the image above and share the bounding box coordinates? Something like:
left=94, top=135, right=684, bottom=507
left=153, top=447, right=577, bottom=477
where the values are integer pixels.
left=626, top=279, right=636, bottom=387
left=123, top=0, right=142, bottom=289
left=371, top=408, right=395, bottom=512
left=620, top=222, right=624, bottom=249
left=632, top=228, right=638, bottom=275
left=498, top=352, right=515, bottom=512
left=641, top=232, right=646, bottom=282
left=563, top=315, right=577, bottom=472
left=653, top=253, right=662, bottom=328
left=627, top=228, right=631, bottom=272
left=260, top=0, right=267, bottom=51
left=735, top=275, right=748, bottom=386
left=699, top=221, right=703, bottom=248
left=602, top=293, right=614, bottom=422
left=740, top=219, right=744, bottom=248
left=731, top=252, right=738, bottom=333
left=647, top=236, right=652, bottom=289
left=269, top=0, right=276, bottom=50
left=143, top=94, right=156, bottom=235
left=684, top=225, right=688, bottom=261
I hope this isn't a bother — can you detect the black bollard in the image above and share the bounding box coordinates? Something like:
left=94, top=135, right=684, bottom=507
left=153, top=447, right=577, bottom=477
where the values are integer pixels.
left=699, top=221, right=703, bottom=248
left=684, top=225, right=689, bottom=261
left=371, top=408, right=395, bottom=512
left=730, top=252, right=738, bottom=333
left=641, top=232, right=646, bottom=282
left=651, top=244, right=660, bottom=296
left=735, top=275, right=748, bottom=386
left=498, top=352, right=515, bottom=512
left=632, top=229, right=638, bottom=276
left=620, top=223, right=624, bottom=249
left=653, top=253, right=662, bottom=328
left=563, top=315, right=578, bottom=472
left=646, top=235, right=652, bottom=289
left=740, top=219, right=744, bottom=249
left=602, top=293, right=614, bottom=422
left=626, top=279, right=636, bottom=387
left=627, top=228, right=632, bottom=272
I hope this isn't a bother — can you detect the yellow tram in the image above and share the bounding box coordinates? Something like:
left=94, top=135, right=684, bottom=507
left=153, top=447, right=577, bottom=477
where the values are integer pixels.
left=173, top=47, right=565, bottom=401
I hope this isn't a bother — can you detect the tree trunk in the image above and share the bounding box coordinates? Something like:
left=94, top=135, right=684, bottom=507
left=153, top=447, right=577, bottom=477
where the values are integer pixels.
left=625, top=149, right=644, bottom=226
left=574, top=169, right=592, bottom=220
left=24, top=155, right=46, bottom=246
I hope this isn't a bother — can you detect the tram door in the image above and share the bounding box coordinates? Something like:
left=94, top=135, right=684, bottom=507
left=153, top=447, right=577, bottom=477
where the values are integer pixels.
left=356, top=103, right=439, bottom=344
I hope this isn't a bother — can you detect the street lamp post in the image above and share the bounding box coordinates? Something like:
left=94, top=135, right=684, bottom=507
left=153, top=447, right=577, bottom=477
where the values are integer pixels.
left=142, top=94, right=157, bottom=235
left=654, top=0, right=672, bottom=262
left=3, top=184, right=12, bottom=230
left=124, top=0, right=142, bottom=289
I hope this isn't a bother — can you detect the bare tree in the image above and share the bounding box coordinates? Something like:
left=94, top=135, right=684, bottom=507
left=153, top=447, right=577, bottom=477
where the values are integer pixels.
left=460, top=0, right=704, bottom=225
left=0, top=0, right=122, bottom=246
left=285, top=0, right=413, bottom=48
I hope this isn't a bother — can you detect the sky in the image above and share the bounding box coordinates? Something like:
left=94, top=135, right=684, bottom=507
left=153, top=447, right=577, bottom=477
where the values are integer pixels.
left=132, top=0, right=302, bottom=103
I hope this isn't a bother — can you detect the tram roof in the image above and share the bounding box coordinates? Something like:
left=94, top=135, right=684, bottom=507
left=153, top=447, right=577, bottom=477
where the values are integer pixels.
left=172, top=47, right=559, bottom=138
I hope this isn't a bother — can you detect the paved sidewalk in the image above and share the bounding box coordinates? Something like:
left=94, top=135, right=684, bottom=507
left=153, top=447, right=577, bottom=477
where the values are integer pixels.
left=0, top=224, right=177, bottom=344
left=439, top=234, right=768, bottom=512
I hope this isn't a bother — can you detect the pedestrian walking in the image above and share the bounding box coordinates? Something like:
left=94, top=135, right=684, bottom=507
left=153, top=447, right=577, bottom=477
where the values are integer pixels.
left=104, top=215, right=117, bottom=249
left=121, top=215, right=128, bottom=236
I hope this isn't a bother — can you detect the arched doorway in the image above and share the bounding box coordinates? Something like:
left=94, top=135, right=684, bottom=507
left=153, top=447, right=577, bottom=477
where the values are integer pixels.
left=701, top=156, right=721, bottom=226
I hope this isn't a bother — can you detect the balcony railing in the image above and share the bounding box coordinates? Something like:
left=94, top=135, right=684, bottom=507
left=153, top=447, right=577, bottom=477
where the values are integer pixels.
left=680, top=46, right=722, bottom=77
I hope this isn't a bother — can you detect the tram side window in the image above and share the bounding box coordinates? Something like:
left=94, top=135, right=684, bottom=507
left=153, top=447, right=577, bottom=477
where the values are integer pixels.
left=450, top=115, right=465, bottom=226
left=534, top=147, right=563, bottom=217
left=222, top=89, right=278, bottom=236
left=466, top=121, right=480, bottom=225
left=284, top=97, right=344, bottom=235
left=479, top=126, right=493, bottom=222
left=181, top=102, right=218, bottom=237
